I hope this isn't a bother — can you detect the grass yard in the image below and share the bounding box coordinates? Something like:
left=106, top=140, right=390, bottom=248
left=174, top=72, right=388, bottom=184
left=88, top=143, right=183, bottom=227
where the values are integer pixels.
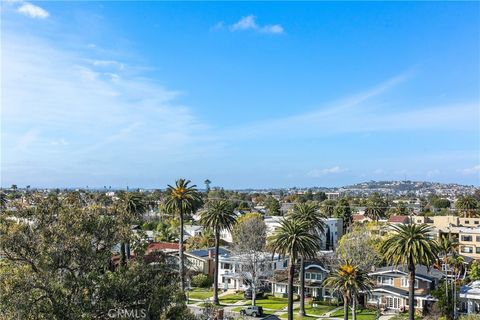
left=389, top=314, right=423, bottom=320
left=219, top=293, right=247, bottom=305
left=301, top=304, right=336, bottom=316
left=254, top=295, right=290, bottom=310
left=330, top=308, right=378, bottom=320
left=188, top=288, right=213, bottom=300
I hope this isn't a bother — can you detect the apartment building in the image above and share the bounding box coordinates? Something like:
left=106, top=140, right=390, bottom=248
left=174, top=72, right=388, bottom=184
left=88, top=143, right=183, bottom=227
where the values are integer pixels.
left=458, top=228, right=480, bottom=260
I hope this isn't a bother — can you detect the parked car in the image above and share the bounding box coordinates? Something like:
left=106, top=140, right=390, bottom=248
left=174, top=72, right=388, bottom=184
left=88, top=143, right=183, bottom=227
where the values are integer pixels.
left=243, top=289, right=264, bottom=299
left=239, top=306, right=263, bottom=317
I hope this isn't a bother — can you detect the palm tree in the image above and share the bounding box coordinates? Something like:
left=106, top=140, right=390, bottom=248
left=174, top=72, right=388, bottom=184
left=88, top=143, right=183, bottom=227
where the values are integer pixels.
left=456, top=196, right=478, bottom=218
left=437, top=235, right=458, bottom=309
left=204, top=179, right=212, bottom=193
left=117, top=192, right=147, bottom=266
left=364, top=194, right=387, bottom=222
left=164, top=179, right=202, bottom=294
left=200, top=200, right=237, bottom=304
left=323, top=262, right=374, bottom=320
left=288, top=203, right=325, bottom=316
left=268, top=218, right=321, bottom=320
left=380, top=224, right=439, bottom=320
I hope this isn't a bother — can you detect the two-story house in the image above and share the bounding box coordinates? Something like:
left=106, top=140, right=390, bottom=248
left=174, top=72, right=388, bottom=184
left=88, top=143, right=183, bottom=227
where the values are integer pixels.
left=270, top=261, right=332, bottom=300
left=459, top=280, right=480, bottom=314
left=366, top=265, right=443, bottom=312
left=217, top=252, right=289, bottom=291
left=184, top=247, right=231, bottom=276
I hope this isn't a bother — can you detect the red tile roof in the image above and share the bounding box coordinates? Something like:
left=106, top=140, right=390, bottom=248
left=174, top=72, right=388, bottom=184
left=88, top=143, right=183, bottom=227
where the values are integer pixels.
left=353, top=214, right=369, bottom=222
left=388, top=215, right=410, bottom=224
left=146, top=242, right=179, bottom=253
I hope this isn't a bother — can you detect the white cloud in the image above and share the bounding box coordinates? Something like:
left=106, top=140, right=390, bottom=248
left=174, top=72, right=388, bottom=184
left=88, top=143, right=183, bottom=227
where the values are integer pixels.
left=307, top=166, right=348, bottom=177
left=17, top=2, right=49, bottom=19
left=227, top=15, right=284, bottom=35
left=1, top=31, right=219, bottom=186
left=458, top=165, right=480, bottom=175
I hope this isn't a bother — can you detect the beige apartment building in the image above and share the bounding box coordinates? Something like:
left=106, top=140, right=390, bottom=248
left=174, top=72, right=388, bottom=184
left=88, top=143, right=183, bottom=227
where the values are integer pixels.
left=412, top=215, right=480, bottom=260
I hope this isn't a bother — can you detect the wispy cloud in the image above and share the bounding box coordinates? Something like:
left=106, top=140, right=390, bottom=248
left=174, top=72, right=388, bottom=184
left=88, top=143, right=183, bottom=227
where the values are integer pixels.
left=223, top=69, right=478, bottom=140
left=2, top=31, right=219, bottom=186
left=17, top=2, right=49, bottom=19
left=458, top=165, right=480, bottom=175
left=307, top=166, right=348, bottom=177
left=214, top=15, right=284, bottom=35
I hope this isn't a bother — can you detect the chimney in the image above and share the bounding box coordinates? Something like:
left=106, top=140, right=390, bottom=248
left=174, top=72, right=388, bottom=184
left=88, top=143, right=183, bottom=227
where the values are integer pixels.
left=208, top=250, right=213, bottom=259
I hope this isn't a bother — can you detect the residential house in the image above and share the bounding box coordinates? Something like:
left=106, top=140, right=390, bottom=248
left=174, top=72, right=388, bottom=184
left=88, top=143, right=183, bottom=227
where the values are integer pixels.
left=366, top=265, right=443, bottom=312
left=264, top=216, right=343, bottom=250
left=459, top=281, right=480, bottom=314
left=270, top=261, right=333, bottom=300
left=458, top=228, right=480, bottom=260
left=184, top=225, right=203, bottom=240
left=387, top=215, right=411, bottom=225
left=217, top=252, right=289, bottom=291
left=184, top=247, right=231, bottom=276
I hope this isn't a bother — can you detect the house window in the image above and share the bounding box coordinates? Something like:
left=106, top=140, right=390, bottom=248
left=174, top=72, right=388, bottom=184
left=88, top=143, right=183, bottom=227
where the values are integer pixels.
left=476, top=236, right=480, bottom=242
left=461, top=235, right=473, bottom=242
left=465, top=221, right=470, bottom=224
left=475, top=221, right=479, bottom=225
left=222, top=263, right=231, bottom=269
left=305, top=273, right=311, bottom=280
left=377, top=276, right=393, bottom=285
left=401, top=278, right=418, bottom=288
left=461, top=246, right=473, bottom=253
left=476, top=247, right=480, bottom=254
left=283, top=260, right=288, bottom=268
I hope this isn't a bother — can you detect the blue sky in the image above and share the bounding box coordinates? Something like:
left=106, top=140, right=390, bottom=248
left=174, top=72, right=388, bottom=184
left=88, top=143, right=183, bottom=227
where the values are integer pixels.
left=1, top=1, right=479, bottom=189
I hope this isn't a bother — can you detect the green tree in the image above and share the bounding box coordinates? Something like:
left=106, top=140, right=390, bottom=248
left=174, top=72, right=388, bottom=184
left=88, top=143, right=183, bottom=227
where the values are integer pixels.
left=321, top=199, right=336, bottom=217
left=164, top=179, right=203, bottom=295
left=199, top=200, right=237, bottom=304
left=432, top=198, right=451, bottom=209
left=323, top=262, right=374, bottom=320
left=116, top=192, right=147, bottom=265
left=268, top=219, right=321, bottom=320
left=365, top=194, right=387, bottom=222
left=456, top=196, right=478, bottom=218
left=0, top=194, right=193, bottom=320
left=204, top=179, right=211, bottom=193
left=468, top=260, right=480, bottom=281
left=380, top=224, right=439, bottom=320
left=334, top=198, right=352, bottom=233
left=288, top=203, right=325, bottom=316
left=266, top=197, right=281, bottom=216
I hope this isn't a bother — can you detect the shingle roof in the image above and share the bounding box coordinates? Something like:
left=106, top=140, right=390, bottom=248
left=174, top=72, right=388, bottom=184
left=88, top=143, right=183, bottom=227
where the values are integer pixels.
left=387, top=215, right=410, bottom=223
left=146, top=242, right=179, bottom=253
left=371, top=264, right=443, bottom=281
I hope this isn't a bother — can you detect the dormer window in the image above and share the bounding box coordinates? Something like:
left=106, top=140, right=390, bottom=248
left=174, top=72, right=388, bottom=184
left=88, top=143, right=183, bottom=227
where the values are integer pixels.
left=401, top=277, right=419, bottom=288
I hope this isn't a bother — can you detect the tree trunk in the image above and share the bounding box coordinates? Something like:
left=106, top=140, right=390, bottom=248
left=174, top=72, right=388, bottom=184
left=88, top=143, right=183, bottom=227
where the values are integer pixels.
left=352, top=296, right=356, bottom=320
left=287, top=255, right=295, bottom=320
left=343, top=293, right=349, bottom=320
left=179, top=207, right=185, bottom=295
left=126, top=242, right=131, bottom=260
left=408, top=263, right=416, bottom=320
left=252, top=268, right=257, bottom=306
left=213, top=230, right=220, bottom=305
left=120, top=242, right=126, bottom=267
left=299, top=257, right=306, bottom=316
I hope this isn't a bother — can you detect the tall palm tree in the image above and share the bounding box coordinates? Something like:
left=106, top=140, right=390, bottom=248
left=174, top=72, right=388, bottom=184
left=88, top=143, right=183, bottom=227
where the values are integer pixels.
left=437, top=235, right=458, bottom=309
left=268, top=218, right=321, bottom=320
left=117, top=192, right=147, bottom=266
left=323, top=262, right=374, bottom=320
left=200, top=200, right=237, bottom=304
left=164, top=179, right=202, bottom=294
left=288, top=202, right=325, bottom=316
left=380, top=224, right=439, bottom=320
left=456, top=196, right=478, bottom=218
left=364, top=195, right=387, bottom=222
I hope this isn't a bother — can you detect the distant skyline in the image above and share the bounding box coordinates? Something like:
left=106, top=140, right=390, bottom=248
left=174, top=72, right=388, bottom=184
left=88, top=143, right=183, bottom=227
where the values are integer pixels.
left=2, top=1, right=479, bottom=189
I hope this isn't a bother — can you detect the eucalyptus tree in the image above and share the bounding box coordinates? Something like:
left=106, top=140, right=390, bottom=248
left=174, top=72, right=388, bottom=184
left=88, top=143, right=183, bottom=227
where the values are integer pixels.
left=288, top=202, right=325, bottom=316
left=381, top=224, right=439, bottom=320
left=199, top=200, right=237, bottom=304
left=164, top=179, right=203, bottom=294
left=268, top=218, right=321, bottom=320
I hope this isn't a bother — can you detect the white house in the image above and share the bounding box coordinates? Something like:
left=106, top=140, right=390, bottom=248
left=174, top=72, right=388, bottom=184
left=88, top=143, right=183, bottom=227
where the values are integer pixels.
left=264, top=216, right=343, bottom=250
left=459, top=281, right=480, bottom=314
left=217, top=251, right=289, bottom=291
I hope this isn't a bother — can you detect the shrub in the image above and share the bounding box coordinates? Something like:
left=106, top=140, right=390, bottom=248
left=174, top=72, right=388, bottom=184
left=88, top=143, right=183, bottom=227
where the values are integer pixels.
left=191, top=274, right=213, bottom=288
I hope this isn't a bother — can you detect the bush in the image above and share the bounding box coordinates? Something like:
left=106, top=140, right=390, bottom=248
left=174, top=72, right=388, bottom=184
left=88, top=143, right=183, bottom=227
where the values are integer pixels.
left=191, top=274, right=213, bottom=288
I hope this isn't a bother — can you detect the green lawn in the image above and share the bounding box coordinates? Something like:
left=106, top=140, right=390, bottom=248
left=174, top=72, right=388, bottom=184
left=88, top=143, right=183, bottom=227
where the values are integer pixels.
left=255, top=295, right=290, bottom=310
left=219, top=293, right=247, bottom=305
left=330, top=308, right=377, bottom=320
left=301, top=304, right=335, bottom=316
left=188, top=288, right=213, bottom=300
